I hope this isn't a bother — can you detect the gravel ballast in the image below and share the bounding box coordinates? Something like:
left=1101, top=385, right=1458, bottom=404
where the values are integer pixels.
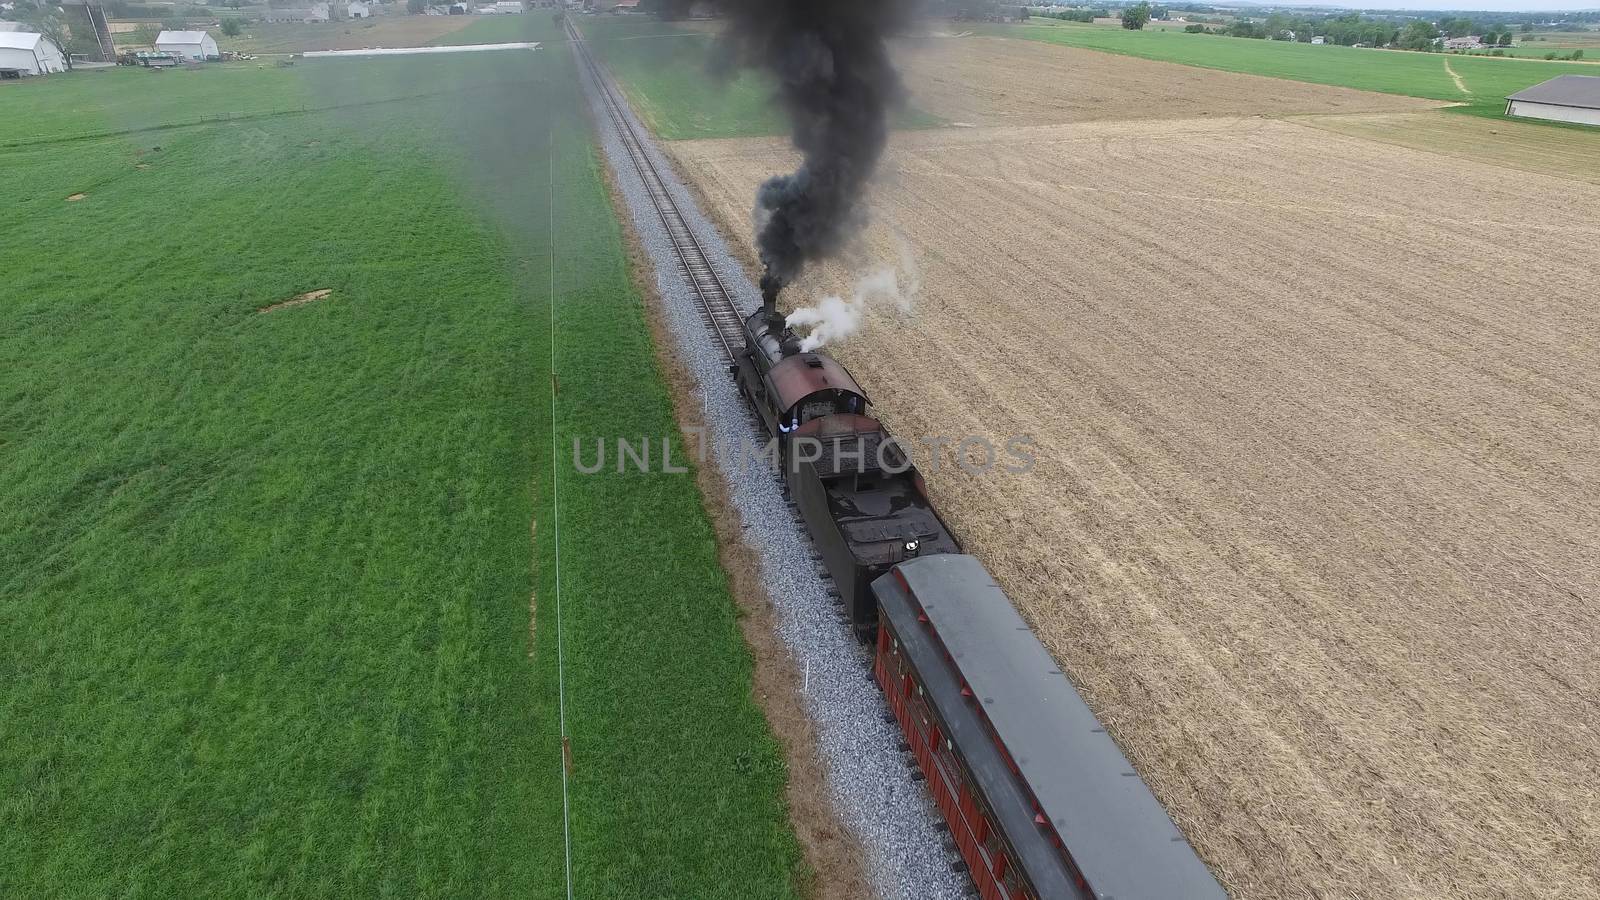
left=571, top=42, right=970, bottom=900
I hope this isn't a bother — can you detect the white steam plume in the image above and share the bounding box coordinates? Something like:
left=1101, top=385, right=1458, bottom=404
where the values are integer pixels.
left=785, top=259, right=917, bottom=352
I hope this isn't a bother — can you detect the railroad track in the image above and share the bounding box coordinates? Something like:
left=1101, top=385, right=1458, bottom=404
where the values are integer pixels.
left=566, top=21, right=747, bottom=363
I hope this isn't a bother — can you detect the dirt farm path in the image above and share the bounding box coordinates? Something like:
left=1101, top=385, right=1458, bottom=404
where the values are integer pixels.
left=662, top=37, right=1600, bottom=900
left=1444, top=57, right=1472, bottom=95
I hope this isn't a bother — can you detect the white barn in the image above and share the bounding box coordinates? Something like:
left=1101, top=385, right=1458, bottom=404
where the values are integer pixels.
left=0, top=31, right=66, bottom=76
left=155, top=30, right=219, bottom=61
left=347, top=1, right=370, bottom=17
left=1505, top=75, right=1600, bottom=128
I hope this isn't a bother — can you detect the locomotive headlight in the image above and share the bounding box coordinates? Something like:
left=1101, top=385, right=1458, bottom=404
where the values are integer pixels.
left=904, top=540, right=919, bottom=553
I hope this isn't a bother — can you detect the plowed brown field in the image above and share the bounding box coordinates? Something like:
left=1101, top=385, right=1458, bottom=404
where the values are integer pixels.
left=893, top=35, right=1439, bottom=125
left=668, top=104, right=1600, bottom=899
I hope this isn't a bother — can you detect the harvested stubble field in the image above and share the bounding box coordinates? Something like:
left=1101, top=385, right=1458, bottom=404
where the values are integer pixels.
left=893, top=35, right=1438, bottom=126
left=666, top=57, right=1600, bottom=898
left=1302, top=112, right=1600, bottom=186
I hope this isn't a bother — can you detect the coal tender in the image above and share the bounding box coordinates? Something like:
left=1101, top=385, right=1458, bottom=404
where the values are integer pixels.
left=734, top=295, right=959, bottom=641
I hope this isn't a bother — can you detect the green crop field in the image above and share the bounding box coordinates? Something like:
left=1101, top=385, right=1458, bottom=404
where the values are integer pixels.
left=1, top=17, right=803, bottom=899
left=991, top=20, right=1600, bottom=116
left=578, top=18, right=941, bottom=140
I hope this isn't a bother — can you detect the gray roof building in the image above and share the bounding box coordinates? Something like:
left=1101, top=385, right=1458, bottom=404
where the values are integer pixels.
left=1505, top=75, right=1600, bottom=127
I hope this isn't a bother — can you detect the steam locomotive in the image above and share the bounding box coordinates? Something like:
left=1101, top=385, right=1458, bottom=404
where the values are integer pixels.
left=732, top=297, right=1226, bottom=899
left=734, top=303, right=960, bottom=641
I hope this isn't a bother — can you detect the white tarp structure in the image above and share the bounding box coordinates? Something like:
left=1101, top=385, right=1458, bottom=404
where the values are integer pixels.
left=0, top=31, right=66, bottom=75
left=303, top=41, right=540, bottom=57
left=154, top=30, right=218, bottom=61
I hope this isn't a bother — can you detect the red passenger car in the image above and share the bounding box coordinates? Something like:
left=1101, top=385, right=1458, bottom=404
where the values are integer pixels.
left=872, top=555, right=1226, bottom=900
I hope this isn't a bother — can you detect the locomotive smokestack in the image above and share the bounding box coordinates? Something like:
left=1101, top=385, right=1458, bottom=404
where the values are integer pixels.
left=761, top=273, right=781, bottom=317
left=718, top=0, right=917, bottom=296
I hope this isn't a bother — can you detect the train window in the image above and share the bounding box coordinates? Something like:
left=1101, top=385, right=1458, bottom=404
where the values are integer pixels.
left=1001, top=864, right=1035, bottom=900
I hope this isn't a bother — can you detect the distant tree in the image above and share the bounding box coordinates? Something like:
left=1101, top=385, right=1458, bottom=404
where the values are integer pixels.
left=1397, top=19, right=1437, bottom=51
left=26, top=13, right=76, bottom=69
left=1227, top=19, right=1265, bottom=39
left=1121, top=1, right=1150, bottom=30
left=1520, top=22, right=1533, bottom=33
left=1497, top=31, right=1512, bottom=46
left=220, top=16, right=242, bottom=34
left=1184, top=22, right=1204, bottom=32
left=133, top=22, right=159, bottom=45
left=1574, top=49, right=1585, bottom=60
left=407, top=0, right=426, bottom=11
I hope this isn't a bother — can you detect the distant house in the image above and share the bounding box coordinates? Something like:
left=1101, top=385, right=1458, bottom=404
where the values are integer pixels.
left=347, top=0, right=369, bottom=16
left=1310, top=35, right=1326, bottom=45
left=1505, top=74, right=1600, bottom=127
left=0, top=31, right=66, bottom=76
left=494, top=0, right=524, bottom=12
left=1442, top=36, right=1482, bottom=50
left=609, top=0, right=641, bottom=11
left=265, top=3, right=331, bottom=22
left=155, top=30, right=218, bottom=60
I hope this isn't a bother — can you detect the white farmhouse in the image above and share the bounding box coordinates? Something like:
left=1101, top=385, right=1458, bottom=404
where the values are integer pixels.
left=347, top=1, right=370, bottom=17
left=0, top=31, right=66, bottom=76
left=1505, top=75, right=1600, bottom=128
left=155, top=30, right=219, bottom=60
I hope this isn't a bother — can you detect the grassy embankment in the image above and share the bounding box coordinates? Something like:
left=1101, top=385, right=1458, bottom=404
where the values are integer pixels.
left=579, top=18, right=942, bottom=139
left=0, top=15, right=804, bottom=898
left=992, top=20, right=1600, bottom=120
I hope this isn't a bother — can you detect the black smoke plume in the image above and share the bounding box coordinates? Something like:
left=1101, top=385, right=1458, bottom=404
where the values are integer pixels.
left=715, top=0, right=920, bottom=308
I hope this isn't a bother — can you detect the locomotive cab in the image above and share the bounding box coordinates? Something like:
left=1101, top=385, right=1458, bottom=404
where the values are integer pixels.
left=735, top=306, right=873, bottom=442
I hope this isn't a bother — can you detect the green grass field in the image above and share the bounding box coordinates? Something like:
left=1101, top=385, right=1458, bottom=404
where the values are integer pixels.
left=991, top=20, right=1599, bottom=116
left=1, top=17, right=804, bottom=898
left=578, top=18, right=941, bottom=140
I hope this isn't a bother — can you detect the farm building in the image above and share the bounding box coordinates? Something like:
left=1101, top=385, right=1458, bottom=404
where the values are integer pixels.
left=494, top=0, right=524, bottom=12
left=347, top=0, right=369, bottom=16
left=154, top=30, right=218, bottom=61
left=0, top=31, right=66, bottom=76
left=1505, top=75, right=1600, bottom=127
